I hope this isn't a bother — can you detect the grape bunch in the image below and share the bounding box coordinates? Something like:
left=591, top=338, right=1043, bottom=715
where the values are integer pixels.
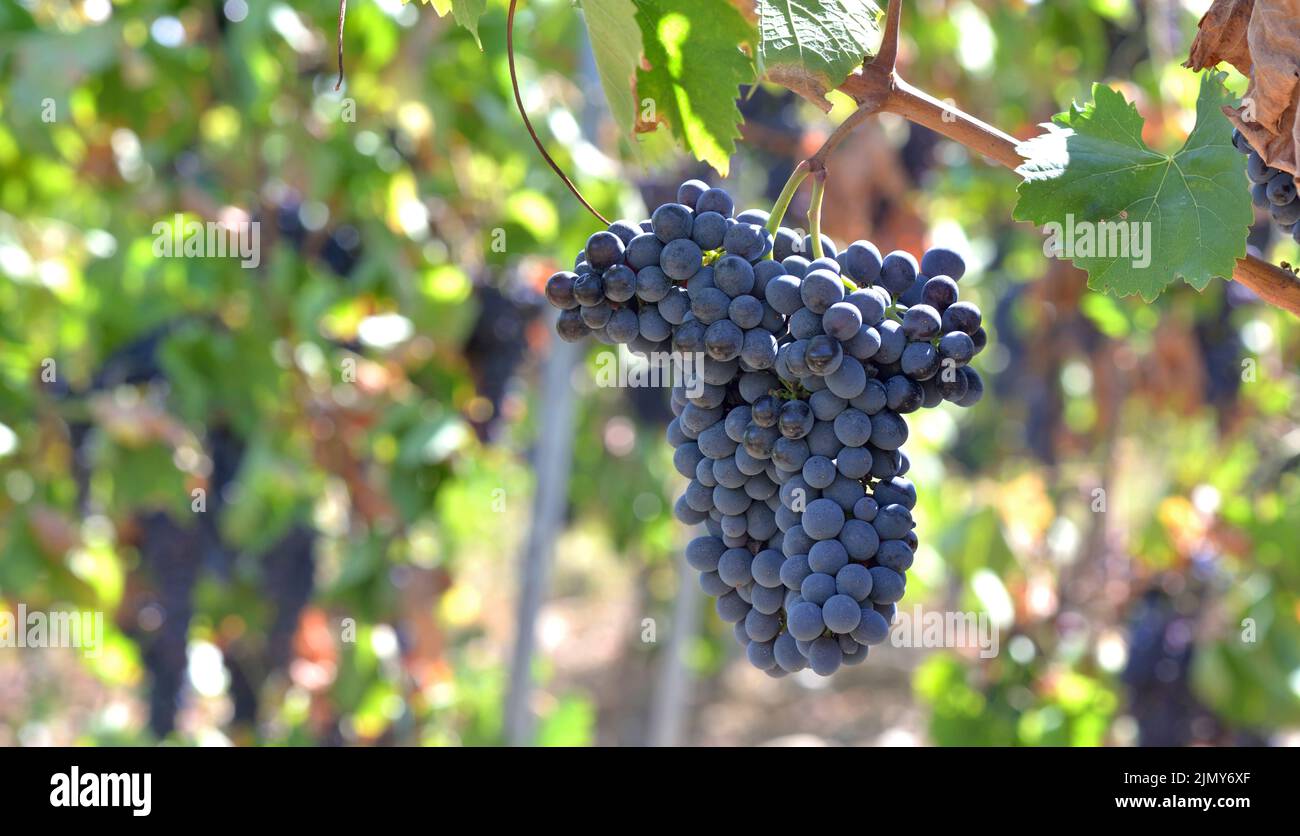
left=1234, top=128, right=1300, bottom=242
left=543, top=179, right=990, bottom=676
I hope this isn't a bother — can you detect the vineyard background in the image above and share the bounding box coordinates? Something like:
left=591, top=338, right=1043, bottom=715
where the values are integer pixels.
left=2, top=0, right=1299, bottom=746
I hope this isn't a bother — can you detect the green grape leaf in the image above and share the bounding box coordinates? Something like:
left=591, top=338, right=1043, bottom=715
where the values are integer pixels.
left=635, top=0, right=759, bottom=176
left=414, top=0, right=486, bottom=47
left=756, top=0, right=883, bottom=109
left=580, top=0, right=643, bottom=136
left=1013, top=71, right=1252, bottom=301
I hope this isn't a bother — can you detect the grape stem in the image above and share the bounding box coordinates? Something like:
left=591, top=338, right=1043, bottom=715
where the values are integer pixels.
left=792, top=0, right=1300, bottom=317
left=808, top=170, right=827, bottom=261
left=765, top=160, right=812, bottom=246
left=335, top=0, right=347, bottom=91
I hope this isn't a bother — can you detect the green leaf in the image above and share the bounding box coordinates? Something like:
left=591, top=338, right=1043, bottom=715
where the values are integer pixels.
left=1013, top=71, right=1252, bottom=301
left=415, top=0, right=486, bottom=47
left=756, top=0, right=883, bottom=107
left=580, top=0, right=643, bottom=136
left=634, top=0, right=759, bottom=175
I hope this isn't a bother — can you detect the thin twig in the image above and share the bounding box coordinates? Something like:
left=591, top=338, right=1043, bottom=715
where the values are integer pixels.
left=507, top=0, right=609, bottom=225
left=335, top=0, right=347, bottom=92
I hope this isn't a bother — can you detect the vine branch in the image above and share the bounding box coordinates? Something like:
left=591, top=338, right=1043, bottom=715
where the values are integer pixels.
left=806, top=0, right=1300, bottom=317
left=507, top=0, right=609, bottom=225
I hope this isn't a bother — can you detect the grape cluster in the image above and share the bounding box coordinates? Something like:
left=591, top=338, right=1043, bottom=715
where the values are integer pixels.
left=543, top=179, right=990, bottom=676
left=1234, top=128, right=1300, bottom=242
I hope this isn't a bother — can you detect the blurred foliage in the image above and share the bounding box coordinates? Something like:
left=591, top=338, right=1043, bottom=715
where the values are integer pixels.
left=0, top=0, right=1298, bottom=747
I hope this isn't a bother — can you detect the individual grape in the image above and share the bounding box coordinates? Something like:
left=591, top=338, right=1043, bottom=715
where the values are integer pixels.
left=807, top=636, right=843, bottom=676
left=750, top=395, right=781, bottom=427
left=713, top=255, right=756, bottom=297
left=954, top=366, right=985, bottom=407
left=823, top=302, right=864, bottom=341
left=938, top=331, right=975, bottom=366
left=657, top=287, right=691, bottom=325
left=740, top=329, right=777, bottom=369
left=743, top=423, right=780, bottom=458
left=1270, top=200, right=1300, bottom=226
left=787, top=601, right=826, bottom=641
left=699, top=571, right=731, bottom=597
left=874, top=320, right=906, bottom=364
left=868, top=410, right=908, bottom=450
left=787, top=307, right=823, bottom=341
left=1267, top=171, right=1298, bottom=206
left=746, top=639, right=777, bottom=670
left=573, top=272, right=604, bottom=306
left=920, top=247, right=966, bottom=281
left=704, top=319, right=744, bottom=361
left=872, top=477, right=916, bottom=511
left=900, top=341, right=940, bottom=380
left=942, top=299, right=981, bottom=335
left=835, top=446, right=872, bottom=479
left=1246, top=151, right=1274, bottom=185
left=800, top=270, right=845, bottom=314
left=661, top=238, right=703, bottom=280
left=805, top=421, right=840, bottom=459
left=750, top=549, right=786, bottom=588
left=850, top=608, right=891, bottom=645
left=971, top=326, right=988, bottom=355
left=879, top=250, right=918, bottom=297
left=723, top=223, right=768, bottom=262
left=672, top=318, right=706, bottom=354
left=851, top=378, right=888, bottom=415
left=556, top=308, right=590, bottom=342
left=835, top=563, right=874, bottom=601
left=844, top=240, right=883, bottom=284
left=601, top=264, right=637, bottom=302
left=884, top=375, right=923, bottom=413
left=902, top=304, right=942, bottom=340
left=652, top=202, right=694, bottom=242
left=808, top=539, right=848, bottom=574
left=845, top=289, right=886, bottom=327
left=674, top=495, right=708, bottom=524
left=781, top=255, right=810, bottom=277
left=635, top=265, right=671, bottom=303
left=695, top=187, right=734, bottom=217
left=867, top=567, right=906, bottom=604
left=692, top=287, right=732, bottom=324
left=874, top=504, right=913, bottom=540
left=715, top=589, right=751, bottom=623
left=853, top=496, right=879, bottom=522
left=877, top=539, right=914, bottom=572
left=726, top=295, right=762, bottom=329
left=771, top=436, right=810, bottom=471
left=801, top=455, right=837, bottom=490
left=804, top=334, right=843, bottom=376
left=580, top=300, right=613, bottom=328
left=690, top=210, right=727, bottom=250
left=685, top=536, right=726, bottom=572
left=1232, top=127, right=1251, bottom=154
left=778, top=399, right=814, bottom=439
left=765, top=275, right=803, bottom=315
left=545, top=271, right=580, bottom=309
left=687, top=266, right=715, bottom=297
left=920, top=275, right=960, bottom=311
left=822, top=594, right=862, bottom=634
left=745, top=607, right=781, bottom=643
left=751, top=582, right=785, bottom=615
left=774, top=633, right=807, bottom=672
left=832, top=408, right=872, bottom=448
left=800, top=572, right=837, bottom=605
left=586, top=230, right=625, bottom=270
left=802, top=498, right=845, bottom=540
left=626, top=232, right=665, bottom=270
left=605, top=306, right=639, bottom=343
left=698, top=421, right=739, bottom=458
left=838, top=519, right=879, bottom=561
left=825, top=356, right=867, bottom=399
left=1251, top=182, right=1269, bottom=207
left=677, top=179, right=709, bottom=207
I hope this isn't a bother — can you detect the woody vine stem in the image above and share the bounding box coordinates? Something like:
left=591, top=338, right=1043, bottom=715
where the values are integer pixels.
left=335, top=0, right=1300, bottom=316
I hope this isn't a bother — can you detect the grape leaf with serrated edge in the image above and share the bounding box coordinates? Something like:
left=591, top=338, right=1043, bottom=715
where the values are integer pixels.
left=1013, top=71, right=1252, bottom=301
left=634, top=0, right=759, bottom=176
left=757, top=0, right=883, bottom=108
